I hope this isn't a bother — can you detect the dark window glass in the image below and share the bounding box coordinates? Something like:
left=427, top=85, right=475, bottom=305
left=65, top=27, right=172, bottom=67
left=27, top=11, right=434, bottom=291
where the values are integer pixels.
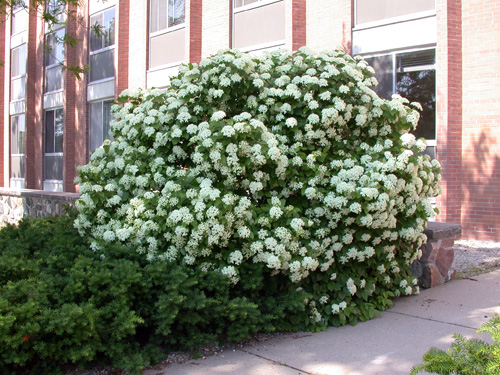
left=396, top=69, right=436, bottom=140
left=89, top=49, right=115, bottom=82
left=364, top=54, right=393, bottom=99
left=44, top=108, right=63, bottom=181
left=45, top=29, right=65, bottom=66
left=10, top=114, right=26, bottom=179
left=90, top=8, right=115, bottom=52
left=89, top=100, right=114, bottom=153
left=45, top=110, right=55, bottom=153
left=11, top=45, right=26, bottom=77
left=44, top=154, right=63, bottom=180
left=45, top=65, right=64, bottom=92
left=11, top=115, right=26, bottom=155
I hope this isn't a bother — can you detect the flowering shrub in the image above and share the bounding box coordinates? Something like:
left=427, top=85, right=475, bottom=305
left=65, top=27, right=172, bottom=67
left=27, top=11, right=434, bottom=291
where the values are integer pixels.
left=75, top=47, right=441, bottom=329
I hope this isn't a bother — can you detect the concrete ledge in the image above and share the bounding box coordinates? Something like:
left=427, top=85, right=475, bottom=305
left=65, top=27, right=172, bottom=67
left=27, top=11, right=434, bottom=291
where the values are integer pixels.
left=424, top=221, right=462, bottom=240
left=0, top=188, right=80, bottom=225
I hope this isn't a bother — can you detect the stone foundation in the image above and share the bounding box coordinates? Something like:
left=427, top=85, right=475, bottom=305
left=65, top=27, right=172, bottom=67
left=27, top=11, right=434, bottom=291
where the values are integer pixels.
left=0, top=188, right=79, bottom=225
left=414, top=221, right=462, bottom=288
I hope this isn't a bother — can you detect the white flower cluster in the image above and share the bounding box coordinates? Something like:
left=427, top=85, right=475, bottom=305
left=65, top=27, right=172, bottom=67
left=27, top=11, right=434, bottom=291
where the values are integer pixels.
left=75, top=47, right=442, bottom=327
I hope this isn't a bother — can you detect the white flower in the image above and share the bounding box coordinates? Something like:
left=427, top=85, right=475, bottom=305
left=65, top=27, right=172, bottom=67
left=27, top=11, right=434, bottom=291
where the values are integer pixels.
left=286, top=117, right=297, bottom=128
left=211, top=110, right=226, bottom=121
left=269, top=206, right=283, bottom=219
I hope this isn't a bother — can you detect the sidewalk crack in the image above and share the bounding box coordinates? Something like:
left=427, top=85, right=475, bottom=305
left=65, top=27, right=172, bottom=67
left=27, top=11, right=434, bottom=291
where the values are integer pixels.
left=239, top=349, right=328, bottom=375
left=386, top=310, right=478, bottom=330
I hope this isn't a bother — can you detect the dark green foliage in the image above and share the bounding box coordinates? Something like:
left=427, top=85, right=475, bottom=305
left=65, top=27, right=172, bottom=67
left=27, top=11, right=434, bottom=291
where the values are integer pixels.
left=411, top=313, right=500, bottom=375
left=0, top=215, right=306, bottom=374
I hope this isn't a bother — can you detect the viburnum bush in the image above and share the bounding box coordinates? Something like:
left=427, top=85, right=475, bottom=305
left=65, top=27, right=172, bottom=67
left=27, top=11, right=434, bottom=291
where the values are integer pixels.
left=75, top=47, right=442, bottom=329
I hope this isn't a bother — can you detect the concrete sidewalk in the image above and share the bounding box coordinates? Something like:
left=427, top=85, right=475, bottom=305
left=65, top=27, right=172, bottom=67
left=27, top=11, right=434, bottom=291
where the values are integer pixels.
left=144, top=269, right=500, bottom=375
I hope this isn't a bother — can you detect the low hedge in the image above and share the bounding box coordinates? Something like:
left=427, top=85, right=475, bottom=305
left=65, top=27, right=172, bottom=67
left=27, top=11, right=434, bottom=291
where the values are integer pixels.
left=0, top=215, right=307, bottom=374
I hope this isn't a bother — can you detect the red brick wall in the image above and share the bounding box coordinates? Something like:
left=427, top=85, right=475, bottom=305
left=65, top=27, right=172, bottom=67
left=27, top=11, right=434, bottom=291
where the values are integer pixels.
left=292, top=0, right=306, bottom=50
left=190, top=0, right=202, bottom=64
left=435, top=0, right=463, bottom=229
left=459, top=0, right=500, bottom=240
left=64, top=3, right=88, bottom=193
left=0, top=15, right=6, bottom=187
left=25, top=5, right=44, bottom=190
left=117, top=0, right=130, bottom=95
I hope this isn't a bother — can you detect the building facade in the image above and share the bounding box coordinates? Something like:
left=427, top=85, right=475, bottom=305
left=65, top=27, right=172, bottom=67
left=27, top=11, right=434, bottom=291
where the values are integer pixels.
left=0, top=0, right=499, bottom=240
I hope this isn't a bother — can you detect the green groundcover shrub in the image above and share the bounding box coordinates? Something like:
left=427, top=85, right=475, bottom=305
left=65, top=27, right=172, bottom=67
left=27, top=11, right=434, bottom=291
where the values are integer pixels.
left=0, top=215, right=307, bottom=374
left=75, top=47, right=441, bottom=330
left=411, top=313, right=500, bottom=374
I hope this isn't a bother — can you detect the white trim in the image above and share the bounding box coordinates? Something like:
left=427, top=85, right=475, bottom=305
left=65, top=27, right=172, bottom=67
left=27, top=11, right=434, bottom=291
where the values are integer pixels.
left=87, top=78, right=115, bottom=101
left=45, top=152, right=64, bottom=157
left=239, top=40, right=286, bottom=54
left=10, top=100, right=25, bottom=115
left=233, top=0, right=283, bottom=14
left=10, top=178, right=25, bottom=189
left=43, top=91, right=64, bottom=109
left=353, top=10, right=436, bottom=31
left=352, top=16, right=437, bottom=55
left=43, top=180, right=64, bottom=192
left=147, top=61, right=183, bottom=73
left=149, top=23, right=186, bottom=38
left=89, top=44, right=115, bottom=56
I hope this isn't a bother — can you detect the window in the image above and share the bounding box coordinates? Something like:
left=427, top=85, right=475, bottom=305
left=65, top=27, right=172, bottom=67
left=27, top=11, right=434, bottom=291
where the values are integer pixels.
left=149, top=0, right=186, bottom=68
left=365, top=49, right=436, bottom=157
left=150, top=0, right=185, bottom=33
left=10, top=45, right=26, bottom=101
left=233, top=0, right=260, bottom=8
left=10, top=114, right=26, bottom=180
left=232, top=0, right=285, bottom=51
left=89, top=100, right=114, bottom=154
left=355, top=0, right=435, bottom=26
left=44, top=108, right=64, bottom=181
left=89, top=7, right=115, bottom=82
left=44, top=28, right=65, bottom=92
left=11, top=3, right=28, bottom=36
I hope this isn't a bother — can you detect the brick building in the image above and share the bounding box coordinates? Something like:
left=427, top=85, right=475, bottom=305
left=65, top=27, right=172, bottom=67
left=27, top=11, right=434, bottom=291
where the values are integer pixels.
left=0, top=0, right=499, bottom=240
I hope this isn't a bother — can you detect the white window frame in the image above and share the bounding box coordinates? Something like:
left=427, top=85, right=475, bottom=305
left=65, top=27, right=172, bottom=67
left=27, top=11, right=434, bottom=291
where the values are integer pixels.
left=233, top=0, right=282, bottom=13
left=44, top=108, right=64, bottom=185
left=88, top=98, right=114, bottom=155
left=10, top=44, right=27, bottom=102
left=89, top=6, right=116, bottom=84
left=44, top=28, right=65, bottom=94
left=362, top=47, right=437, bottom=148
left=149, top=0, right=186, bottom=37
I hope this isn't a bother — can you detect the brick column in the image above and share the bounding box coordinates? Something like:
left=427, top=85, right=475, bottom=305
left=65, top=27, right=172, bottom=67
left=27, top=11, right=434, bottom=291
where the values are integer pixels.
left=116, top=0, right=130, bottom=95
left=0, top=14, right=6, bottom=187
left=292, top=0, right=306, bottom=50
left=435, top=0, right=463, bottom=226
left=64, top=3, right=88, bottom=192
left=189, top=0, right=202, bottom=64
left=25, top=5, right=44, bottom=190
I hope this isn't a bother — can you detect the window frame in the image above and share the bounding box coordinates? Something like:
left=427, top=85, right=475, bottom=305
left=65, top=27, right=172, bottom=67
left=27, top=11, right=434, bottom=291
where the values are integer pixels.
left=44, top=108, right=64, bottom=182
left=232, top=0, right=282, bottom=13
left=88, top=99, right=114, bottom=155
left=149, top=0, right=186, bottom=37
left=363, top=47, right=437, bottom=148
left=10, top=114, right=26, bottom=181
left=11, top=3, right=28, bottom=36
left=10, top=44, right=27, bottom=101
left=44, top=28, right=65, bottom=93
left=89, top=6, right=116, bottom=84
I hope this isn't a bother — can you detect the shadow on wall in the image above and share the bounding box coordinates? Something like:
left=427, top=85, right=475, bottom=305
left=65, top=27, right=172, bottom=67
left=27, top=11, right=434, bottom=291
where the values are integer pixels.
left=460, top=129, right=500, bottom=240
